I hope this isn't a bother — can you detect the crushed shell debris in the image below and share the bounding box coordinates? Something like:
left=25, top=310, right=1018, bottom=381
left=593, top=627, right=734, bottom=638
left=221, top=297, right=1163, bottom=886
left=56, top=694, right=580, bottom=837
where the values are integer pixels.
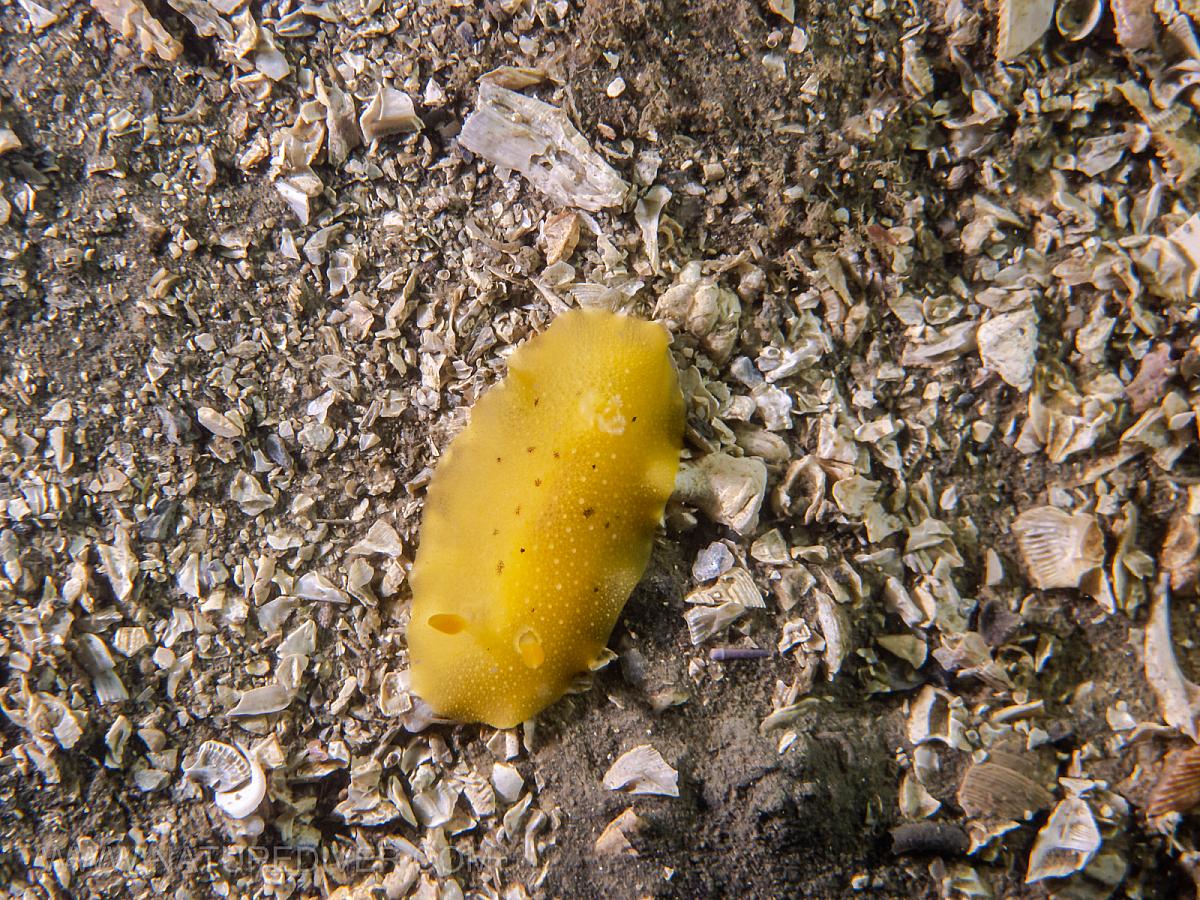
left=3, top=0, right=1200, bottom=894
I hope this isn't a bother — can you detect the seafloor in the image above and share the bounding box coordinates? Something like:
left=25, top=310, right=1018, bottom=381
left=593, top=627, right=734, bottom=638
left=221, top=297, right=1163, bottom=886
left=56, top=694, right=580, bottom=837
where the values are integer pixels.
left=2, top=0, right=1200, bottom=897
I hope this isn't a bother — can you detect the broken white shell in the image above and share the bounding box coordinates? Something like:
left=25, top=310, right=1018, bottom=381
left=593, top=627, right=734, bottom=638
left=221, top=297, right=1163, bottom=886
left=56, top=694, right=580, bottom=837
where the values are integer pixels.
left=635, top=185, right=671, bottom=275
left=977, top=306, right=1038, bottom=391
left=1025, top=797, right=1101, bottom=883
left=227, top=682, right=293, bottom=717
left=97, top=526, right=137, bottom=603
left=1144, top=574, right=1200, bottom=742
left=674, top=453, right=768, bottom=535
left=75, top=634, right=129, bottom=704
left=197, top=406, right=244, bottom=438
left=997, top=0, right=1055, bottom=60
left=815, top=592, right=850, bottom=680
left=907, top=685, right=967, bottom=748
left=602, top=745, right=680, bottom=797
left=1011, top=506, right=1104, bottom=590
left=458, top=82, right=628, bottom=211
left=359, top=86, right=421, bottom=143
left=595, top=807, right=646, bottom=856
left=899, top=772, right=941, bottom=819
left=91, top=0, right=182, bottom=61
left=683, top=601, right=747, bottom=645
left=492, top=762, right=525, bottom=805
left=230, top=470, right=275, bottom=515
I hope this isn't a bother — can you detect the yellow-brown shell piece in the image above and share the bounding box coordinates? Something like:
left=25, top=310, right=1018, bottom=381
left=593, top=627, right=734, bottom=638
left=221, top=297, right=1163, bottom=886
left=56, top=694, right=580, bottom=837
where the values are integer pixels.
left=1147, top=744, right=1200, bottom=817
left=407, top=310, right=685, bottom=728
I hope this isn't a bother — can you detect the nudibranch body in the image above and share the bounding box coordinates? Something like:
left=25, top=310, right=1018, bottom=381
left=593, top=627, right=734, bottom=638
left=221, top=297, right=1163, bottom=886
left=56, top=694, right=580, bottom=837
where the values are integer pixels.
left=407, top=309, right=685, bottom=728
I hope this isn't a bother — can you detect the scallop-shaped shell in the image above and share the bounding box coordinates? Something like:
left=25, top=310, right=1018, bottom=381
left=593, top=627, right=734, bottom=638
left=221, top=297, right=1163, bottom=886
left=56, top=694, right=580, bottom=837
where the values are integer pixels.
left=958, top=755, right=1054, bottom=820
left=1151, top=62, right=1200, bottom=112
left=685, top=567, right=764, bottom=608
left=182, top=740, right=252, bottom=792
left=1112, top=0, right=1158, bottom=51
left=1147, top=744, right=1200, bottom=817
left=1011, top=506, right=1104, bottom=590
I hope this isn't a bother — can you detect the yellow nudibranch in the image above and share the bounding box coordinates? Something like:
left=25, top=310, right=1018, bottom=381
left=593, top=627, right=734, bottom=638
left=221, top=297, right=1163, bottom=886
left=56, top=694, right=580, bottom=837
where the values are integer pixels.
left=407, top=309, right=685, bottom=728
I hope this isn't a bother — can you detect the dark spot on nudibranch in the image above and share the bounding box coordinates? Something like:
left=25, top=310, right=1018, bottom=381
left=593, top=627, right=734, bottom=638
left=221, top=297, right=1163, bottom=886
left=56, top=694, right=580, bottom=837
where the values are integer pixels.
left=553, top=450, right=560, bottom=459
left=496, top=560, right=505, bottom=575
left=604, top=521, right=611, bottom=528
left=492, top=528, right=500, bottom=536
left=533, top=397, right=540, bottom=407
left=526, top=446, right=536, bottom=453
left=515, top=505, right=521, bottom=516
left=520, top=547, right=526, bottom=553
left=632, top=416, right=638, bottom=422
left=496, top=456, right=502, bottom=463
left=534, top=478, right=542, bottom=487
left=582, top=508, right=595, bottom=518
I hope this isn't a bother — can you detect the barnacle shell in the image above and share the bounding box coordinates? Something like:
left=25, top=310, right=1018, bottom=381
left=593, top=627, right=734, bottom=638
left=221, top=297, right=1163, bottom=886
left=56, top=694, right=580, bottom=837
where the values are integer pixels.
left=1147, top=744, right=1200, bottom=817
left=1055, top=0, right=1106, bottom=40
left=1025, top=797, right=1101, bottom=883
left=183, top=739, right=253, bottom=793
left=773, top=456, right=826, bottom=523
left=215, top=751, right=267, bottom=818
left=653, top=262, right=742, bottom=362
left=1011, top=506, right=1104, bottom=590
left=997, top=0, right=1055, bottom=61
left=378, top=671, right=413, bottom=718
left=184, top=741, right=267, bottom=819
